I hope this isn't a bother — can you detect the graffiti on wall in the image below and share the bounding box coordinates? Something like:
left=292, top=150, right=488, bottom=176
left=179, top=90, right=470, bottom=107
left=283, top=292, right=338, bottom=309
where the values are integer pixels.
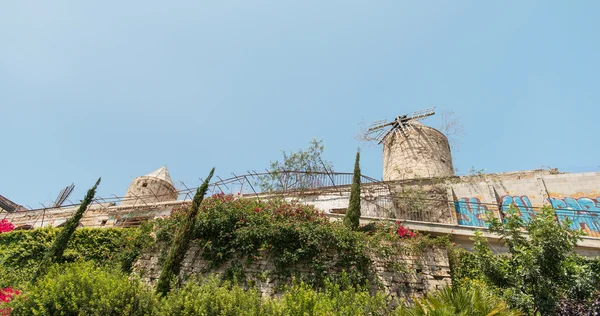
left=549, top=197, right=600, bottom=237
left=454, top=197, right=490, bottom=227
left=500, top=196, right=536, bottom=224
left=454, top=195, right=600, bottom=237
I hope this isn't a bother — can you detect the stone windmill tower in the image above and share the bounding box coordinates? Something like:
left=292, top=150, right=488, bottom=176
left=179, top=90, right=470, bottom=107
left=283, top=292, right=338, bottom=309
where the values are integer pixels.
left=365, top=107, right=454, bottom=181
left=121, top=166, right=179, bottom=206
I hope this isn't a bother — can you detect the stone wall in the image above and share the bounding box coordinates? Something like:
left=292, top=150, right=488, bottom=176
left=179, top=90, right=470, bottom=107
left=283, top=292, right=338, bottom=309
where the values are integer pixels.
left=133, top=242, right=451, bottom=301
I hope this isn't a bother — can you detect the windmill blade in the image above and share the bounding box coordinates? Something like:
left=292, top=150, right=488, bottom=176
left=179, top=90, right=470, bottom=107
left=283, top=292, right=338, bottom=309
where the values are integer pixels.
left=53, top=183, right=75, bottom=208
left=408, top=106, right=436, bottom=122
left=367, top=119, right=395, bottom=132
left=365, top=107, right=437, bottom=144
left=364, top=119, right=394, bottom=142
left=377, top=122, right=401, bottom=144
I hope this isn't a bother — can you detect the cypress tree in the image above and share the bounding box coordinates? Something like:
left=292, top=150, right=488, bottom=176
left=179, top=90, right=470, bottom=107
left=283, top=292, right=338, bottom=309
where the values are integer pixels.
left=344, top=151, right=361, bottom=230
left=32, top=178, right=101, bottom=282
left=156, top=168, right=215, bottom=296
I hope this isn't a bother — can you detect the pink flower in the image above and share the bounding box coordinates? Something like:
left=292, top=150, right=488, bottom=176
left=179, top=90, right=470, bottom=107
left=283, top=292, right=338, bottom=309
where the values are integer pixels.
left=0, top=287, right=20, bottom=315
left=0, top=220, right=14, bottom=234
left=396, top=223, right=416, bottom=238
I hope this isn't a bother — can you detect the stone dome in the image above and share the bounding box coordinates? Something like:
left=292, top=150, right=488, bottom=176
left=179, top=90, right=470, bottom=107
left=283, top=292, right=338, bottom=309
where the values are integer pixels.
left=121, top=166, right=178, bottom=206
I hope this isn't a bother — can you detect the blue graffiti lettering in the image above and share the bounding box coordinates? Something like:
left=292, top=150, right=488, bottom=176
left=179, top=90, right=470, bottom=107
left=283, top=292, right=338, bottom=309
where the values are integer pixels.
left=501, top=195, right=536, bottom=223
left=549, top=197, right=600, bottom=237
left=454, top=197, right=490, bottom=227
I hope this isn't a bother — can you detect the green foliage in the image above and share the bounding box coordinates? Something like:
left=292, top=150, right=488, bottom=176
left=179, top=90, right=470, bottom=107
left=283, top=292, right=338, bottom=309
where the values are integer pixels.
left=31, top=178, right=101, bottom=282
left=153, top=193, right=449, bottom=291
left=456, top=206, right=597, bottom=315
left=118, top=220, right=156, bottom=273
left=259, top=138, right=334, bottom=192
left=396, top=281, right=521, bottom=316
left=156, top=168, right=214, bottom=296
left=263, top=276, right=389, bottom=315
left=0, top=227, right=151, bottom=289
left=344, top=151, right=361, bottom=231
left=158, top=276, right=262, bottom=315
left=155, top=195, right=375, bottom=287
left=9, top=261, right=157, bottom=316
left=10, top=269, right=394, bottom=316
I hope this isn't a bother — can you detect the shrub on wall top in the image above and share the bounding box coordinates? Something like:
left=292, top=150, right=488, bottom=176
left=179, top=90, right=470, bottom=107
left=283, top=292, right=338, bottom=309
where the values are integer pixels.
left=0, top=227, right=153, bottom=289
left=9, top=261, right=157, bottom=316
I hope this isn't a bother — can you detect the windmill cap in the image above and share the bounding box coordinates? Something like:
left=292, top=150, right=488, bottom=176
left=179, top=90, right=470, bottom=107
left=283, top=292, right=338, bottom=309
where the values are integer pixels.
left=143, top=166, right=173, bottom=184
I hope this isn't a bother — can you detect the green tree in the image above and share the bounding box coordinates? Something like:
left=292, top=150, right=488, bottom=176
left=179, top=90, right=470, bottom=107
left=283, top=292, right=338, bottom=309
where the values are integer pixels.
left=344, top=151, right=361, bottom=230
left=471, top=206, right=592, bottom=315
left=156, top=168, right=214, bottom=296
left=31, top=178, right=101, bottom=282
left=259, top=139, right=334, bottom=192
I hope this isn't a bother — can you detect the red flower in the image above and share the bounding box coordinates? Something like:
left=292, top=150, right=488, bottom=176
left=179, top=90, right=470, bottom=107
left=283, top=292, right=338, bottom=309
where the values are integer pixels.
left=0, top=220, right=14, bottom=234
left=0, top=287, right=20, bottom=315
left=396, top=222, right=416, bottom=238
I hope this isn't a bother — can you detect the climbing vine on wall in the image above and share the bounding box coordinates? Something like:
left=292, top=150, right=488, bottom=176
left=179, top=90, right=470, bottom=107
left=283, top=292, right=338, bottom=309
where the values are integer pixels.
left=0, top=227, right=153, bottom=288
left=153, top=193, right=449, bottom=288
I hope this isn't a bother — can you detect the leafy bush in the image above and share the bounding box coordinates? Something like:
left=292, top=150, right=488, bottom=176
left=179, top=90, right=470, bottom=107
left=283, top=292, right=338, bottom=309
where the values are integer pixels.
left=263, top=277, right=389, bottom=315
left=453, top=206, right=599, bottom=315
left=0, top=227, right=153, bottom=288
left=9, top=261, right=157, bottom=316
left=9, top=266, right=395, bottom=316
left=158, top=277, right=262, bottom=315
left=155, top=195, right=372, bottom=285
left=395, top=281, right=521, bottom=316
left=152, top=194, right=449, bottom=290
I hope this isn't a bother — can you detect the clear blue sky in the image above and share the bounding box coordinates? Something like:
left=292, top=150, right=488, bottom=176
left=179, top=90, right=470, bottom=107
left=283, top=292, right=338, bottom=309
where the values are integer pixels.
left=1, top=1, right=599, bottom=208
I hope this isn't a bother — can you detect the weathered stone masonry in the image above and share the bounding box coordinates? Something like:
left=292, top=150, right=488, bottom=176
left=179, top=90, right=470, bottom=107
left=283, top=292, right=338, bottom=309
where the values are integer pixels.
left=133, top=242, right=451, bottom=301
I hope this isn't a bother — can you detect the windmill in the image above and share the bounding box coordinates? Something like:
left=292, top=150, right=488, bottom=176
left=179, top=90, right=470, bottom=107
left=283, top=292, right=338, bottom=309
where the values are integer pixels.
left=52, top=183, right=75, bottom=208
left=364, top=107, right=436, bottom=144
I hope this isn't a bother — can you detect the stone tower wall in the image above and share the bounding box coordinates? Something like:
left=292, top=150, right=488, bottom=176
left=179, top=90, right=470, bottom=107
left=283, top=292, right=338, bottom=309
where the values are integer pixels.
left=383, top=125, right=454, bottom=181
left=121, top=176, right=178, bottom=206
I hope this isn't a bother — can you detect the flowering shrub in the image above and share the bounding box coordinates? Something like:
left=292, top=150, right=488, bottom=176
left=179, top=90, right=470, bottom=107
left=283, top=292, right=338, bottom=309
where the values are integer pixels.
left=0, top=220, right=14, bottom=234
left=0, top=287, right=19, bottom=316
left=153, top=194, right=447, bottom=288
left=155, top=194, right=369, bottom=286
left=396, top=221, right=416, bottom=238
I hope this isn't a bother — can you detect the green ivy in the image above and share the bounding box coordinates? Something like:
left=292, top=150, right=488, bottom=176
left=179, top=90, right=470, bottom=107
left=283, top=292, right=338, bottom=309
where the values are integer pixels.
left=0, top=226, right=154, bottom=288
left=153, top=194, right=448, bottom=289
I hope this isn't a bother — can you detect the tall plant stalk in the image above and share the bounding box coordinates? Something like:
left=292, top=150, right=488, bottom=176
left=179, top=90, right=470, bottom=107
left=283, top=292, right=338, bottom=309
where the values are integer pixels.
left=31, top=178, right=101, bottom=282
left=156, top=168, right=214, bottom=296
left=344, top=151, right=361, bottom=230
